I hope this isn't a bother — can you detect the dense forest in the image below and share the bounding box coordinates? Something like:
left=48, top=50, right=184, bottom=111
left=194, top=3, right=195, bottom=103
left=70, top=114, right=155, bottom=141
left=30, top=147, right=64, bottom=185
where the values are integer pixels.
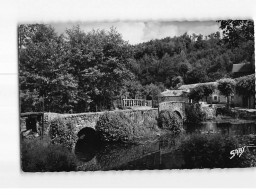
left=19, top=20, right=255, bottom=113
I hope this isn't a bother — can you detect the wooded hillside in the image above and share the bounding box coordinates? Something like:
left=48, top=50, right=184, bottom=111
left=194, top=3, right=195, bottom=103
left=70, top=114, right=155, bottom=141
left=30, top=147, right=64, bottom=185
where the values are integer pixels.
left=19, top=20, right=255, bottom=113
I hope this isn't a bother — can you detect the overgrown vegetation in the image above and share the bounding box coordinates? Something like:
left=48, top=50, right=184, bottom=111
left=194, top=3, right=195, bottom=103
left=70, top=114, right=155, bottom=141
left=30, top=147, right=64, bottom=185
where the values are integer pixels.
left=95, top=112, right=158, bottom=143
left=188, top=84, right=216, bottom=103
left=216, top=107, right=238, bottom=118
left=21, top=137, right=77, bottom=172
left=180, top=134, right=256, bottom=169
left=49, top=117, right=77, bottom=150
left=185, top=103, right=206, bottom=123
left=158, top=110, right=182, bottom=133
left=217, top=78, right=236, bottom=108
left=236, top=74, right=255, bottom=106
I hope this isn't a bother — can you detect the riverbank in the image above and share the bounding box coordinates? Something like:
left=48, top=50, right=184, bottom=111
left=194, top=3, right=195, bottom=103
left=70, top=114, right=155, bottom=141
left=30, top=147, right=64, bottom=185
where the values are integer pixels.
left=210, top=116, right=256, bottom=124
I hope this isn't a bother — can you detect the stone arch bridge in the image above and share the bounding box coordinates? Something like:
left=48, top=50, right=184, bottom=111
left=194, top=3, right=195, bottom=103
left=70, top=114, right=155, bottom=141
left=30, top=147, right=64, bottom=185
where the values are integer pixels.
left=21, top=101, right=186, bottom=139
left=158, top=101, right=186, bottom=121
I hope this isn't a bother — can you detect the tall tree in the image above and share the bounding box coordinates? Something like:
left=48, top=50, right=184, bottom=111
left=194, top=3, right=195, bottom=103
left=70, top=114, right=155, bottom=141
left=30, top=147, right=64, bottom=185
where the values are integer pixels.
left=19, top=24, right=78, bottom=113
left=217, top=78, right=236, bottom=109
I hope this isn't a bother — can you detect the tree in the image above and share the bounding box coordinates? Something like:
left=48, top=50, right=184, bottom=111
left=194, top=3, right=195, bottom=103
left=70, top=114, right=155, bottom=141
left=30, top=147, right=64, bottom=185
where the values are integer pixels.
left=235, top=74, right=255, bottom=108
left=188, top=84, right=216, bottom=103
left=217, top=78, right=236, bottom=109
left=185, top=68, right=208, bottom=84
left=217, top=20, right=254, bottom=48
left=144, top=83, right=162, bottom=107
left=171, top=76, right=184, bottom=89
left=201, top=84, right=216, bottom=102
left=65, top=27, right=134, bottom=111
left=188, top=86, right=205, bottom=103
left=19, top=24, right=78, bottom=113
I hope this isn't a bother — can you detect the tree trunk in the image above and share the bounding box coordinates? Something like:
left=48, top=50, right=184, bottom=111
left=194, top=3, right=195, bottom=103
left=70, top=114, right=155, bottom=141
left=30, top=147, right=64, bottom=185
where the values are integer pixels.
left=248, top=96, right=250, bottom=109
left=227, top=96, right=230, bottom=109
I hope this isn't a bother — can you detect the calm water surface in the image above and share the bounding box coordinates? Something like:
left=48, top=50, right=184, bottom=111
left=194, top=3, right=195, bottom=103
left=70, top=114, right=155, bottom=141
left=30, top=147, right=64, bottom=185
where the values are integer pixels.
left=75, top=121, right=256, bottom=171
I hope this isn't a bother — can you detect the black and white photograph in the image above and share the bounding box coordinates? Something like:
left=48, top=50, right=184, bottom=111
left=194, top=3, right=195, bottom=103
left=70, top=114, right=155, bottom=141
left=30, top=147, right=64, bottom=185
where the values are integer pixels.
left=18, top=20, right=256, bottom=172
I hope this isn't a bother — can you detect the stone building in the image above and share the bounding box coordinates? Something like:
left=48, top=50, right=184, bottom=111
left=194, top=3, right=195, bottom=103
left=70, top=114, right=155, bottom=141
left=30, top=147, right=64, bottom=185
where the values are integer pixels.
left=178, top=82, right=228, bottom=104
left=158, top=89, right=189, bottom=103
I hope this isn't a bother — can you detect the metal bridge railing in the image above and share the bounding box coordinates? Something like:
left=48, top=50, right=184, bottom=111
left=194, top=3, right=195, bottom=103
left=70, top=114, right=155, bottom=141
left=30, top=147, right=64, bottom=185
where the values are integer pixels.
left=122, top=99, right=152, bottom=108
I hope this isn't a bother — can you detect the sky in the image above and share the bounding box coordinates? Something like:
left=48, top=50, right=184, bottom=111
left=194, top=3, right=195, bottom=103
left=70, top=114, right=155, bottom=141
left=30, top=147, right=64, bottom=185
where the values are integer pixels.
left=51, top=21, right=220, bottom=45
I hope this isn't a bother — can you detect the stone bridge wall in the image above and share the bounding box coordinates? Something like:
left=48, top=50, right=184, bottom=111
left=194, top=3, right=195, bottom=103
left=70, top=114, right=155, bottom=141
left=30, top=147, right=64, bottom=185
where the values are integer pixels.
left=44, top=108, right=159, bottom=135
left=158, top=101, right=186, bottom=120
left=21, top=102, right=185, bottom=137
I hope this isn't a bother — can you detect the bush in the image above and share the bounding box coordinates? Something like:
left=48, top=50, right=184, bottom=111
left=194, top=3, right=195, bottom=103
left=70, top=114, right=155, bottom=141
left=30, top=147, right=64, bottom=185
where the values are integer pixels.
left=185, top=103, right=206, bottom=123
left=180, top=134, right=256, bottom=169
left=49, top=117, right=77, bottom=150
left=95, top=112, right=136, bottom=143
left=236, top=74, right=255, bottom=97
left=95, top=112, right=155, bottom=143
left=158, top=110, right=182, bottom=133
left=216, top=107, right=237, bottom=118
left=21, top=138, right=77, bottom=172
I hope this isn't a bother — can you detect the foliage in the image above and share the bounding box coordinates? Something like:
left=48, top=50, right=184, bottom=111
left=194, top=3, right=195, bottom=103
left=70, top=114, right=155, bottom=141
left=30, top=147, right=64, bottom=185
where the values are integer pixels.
left=188, top=86, right=205, bottom=102
left=218, top=20, right=254, bottom=48
left=185, top=103, right=206, bottom=123
left=180, top=134, right=256, bottom=169
left=201, top=84, right=215, bottom=97
left=49, top=117, right=77, bottom=150
left=171, top=76, right=184, bottom=89
left=216, top=107, right=237, bottom=118
left=217, top=78, right=236, bottom=108
left=19, top=24, right=78, bottom=113
left=158, top=110, right=183, bottom=133
left=235, top=74, right=255, bottom=97
left=21, top=137, right=77, bottom=172
left=95, top=112, right=153, bottom=143
left=217, top=78, right=236, bottom=97
left=19, top=21, right=254, bottom=113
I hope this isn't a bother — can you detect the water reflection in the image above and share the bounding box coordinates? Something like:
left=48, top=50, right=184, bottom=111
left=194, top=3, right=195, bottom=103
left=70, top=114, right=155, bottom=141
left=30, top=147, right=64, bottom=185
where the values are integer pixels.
left=75, top=122, right=256, bottom=171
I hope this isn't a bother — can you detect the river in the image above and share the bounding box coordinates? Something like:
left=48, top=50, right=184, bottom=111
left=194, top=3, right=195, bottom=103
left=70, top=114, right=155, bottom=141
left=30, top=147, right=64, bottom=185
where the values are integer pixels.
left=75, top=121, right=256, bottom=171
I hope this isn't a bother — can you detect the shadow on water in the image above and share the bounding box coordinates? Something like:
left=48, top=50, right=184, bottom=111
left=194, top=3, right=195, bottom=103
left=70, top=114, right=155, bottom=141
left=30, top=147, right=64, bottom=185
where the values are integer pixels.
left=75, top=122, right=256, bottom=171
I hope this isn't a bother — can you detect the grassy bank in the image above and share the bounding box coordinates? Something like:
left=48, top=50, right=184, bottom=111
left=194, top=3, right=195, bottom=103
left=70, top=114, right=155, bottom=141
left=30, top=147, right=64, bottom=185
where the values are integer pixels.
left=21, top=137, right=77, bottom=172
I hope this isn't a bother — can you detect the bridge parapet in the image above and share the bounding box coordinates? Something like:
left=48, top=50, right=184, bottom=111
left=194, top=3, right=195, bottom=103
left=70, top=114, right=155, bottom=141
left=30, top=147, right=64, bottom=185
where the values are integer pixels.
left=43, top=108, right=159, bottom=135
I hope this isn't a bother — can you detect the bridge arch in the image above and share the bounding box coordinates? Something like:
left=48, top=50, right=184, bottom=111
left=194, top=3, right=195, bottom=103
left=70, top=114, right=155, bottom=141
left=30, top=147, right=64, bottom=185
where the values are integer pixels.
left=173, top=110, right=182, bottom=120
left=75, top=127, right=100, bottom=162
left=158, top=101, right=186, bottom=121
left=77, top=127, right=99, bottom=143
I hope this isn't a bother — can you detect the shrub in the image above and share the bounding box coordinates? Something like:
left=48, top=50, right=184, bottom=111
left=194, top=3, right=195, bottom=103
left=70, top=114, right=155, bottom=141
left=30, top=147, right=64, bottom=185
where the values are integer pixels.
left=21, top=137, right=77, bottom=172
left=158, top=110, right=182, bottom=133
left=236, top=74, right=255, bottom=97
left=49, top=117, right=77, bottom=150
left=216, top=107, right=237, bottom=118
left=180, top=134, right=256, bottom=169
left=95, top=111, right=158, bottom=143
left=96, top=112, right=138, bottom=143
left=185, top=103, right=206, bottom=123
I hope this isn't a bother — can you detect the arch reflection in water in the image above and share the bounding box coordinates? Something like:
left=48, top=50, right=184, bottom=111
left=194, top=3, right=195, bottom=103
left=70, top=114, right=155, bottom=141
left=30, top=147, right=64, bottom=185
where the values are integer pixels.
left=75, top=127, right=101, bottom=162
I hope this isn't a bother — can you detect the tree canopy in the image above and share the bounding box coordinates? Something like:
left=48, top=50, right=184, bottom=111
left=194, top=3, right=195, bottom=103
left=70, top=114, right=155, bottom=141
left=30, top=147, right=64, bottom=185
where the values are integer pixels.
left=19, top=21, right=254, bottom=113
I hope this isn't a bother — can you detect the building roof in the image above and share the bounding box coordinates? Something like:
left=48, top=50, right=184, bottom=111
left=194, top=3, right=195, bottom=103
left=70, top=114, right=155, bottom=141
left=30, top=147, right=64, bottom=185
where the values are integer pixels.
left=159, top=89, right=186, bottom=97
left=178, top=82, right=217, bottom=91
left=232, top=62, right=252, bottom=73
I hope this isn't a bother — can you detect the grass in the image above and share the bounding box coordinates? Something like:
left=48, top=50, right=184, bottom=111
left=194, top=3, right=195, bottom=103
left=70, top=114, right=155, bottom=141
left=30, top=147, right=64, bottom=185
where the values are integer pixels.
left=179, top=133, right=256, bottom=169
left=21, top=137, right=77, bottom=172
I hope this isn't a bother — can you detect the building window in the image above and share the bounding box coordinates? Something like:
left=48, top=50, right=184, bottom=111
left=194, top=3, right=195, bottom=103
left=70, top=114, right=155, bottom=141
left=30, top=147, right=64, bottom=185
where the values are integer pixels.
left=213, top=96, right=218, bottom=101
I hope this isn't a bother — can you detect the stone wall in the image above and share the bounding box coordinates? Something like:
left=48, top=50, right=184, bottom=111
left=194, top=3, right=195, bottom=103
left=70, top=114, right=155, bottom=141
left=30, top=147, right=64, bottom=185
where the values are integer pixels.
left=158, top=101, right=185, bottom=120
left=44, top=108, right=159, bottom=135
